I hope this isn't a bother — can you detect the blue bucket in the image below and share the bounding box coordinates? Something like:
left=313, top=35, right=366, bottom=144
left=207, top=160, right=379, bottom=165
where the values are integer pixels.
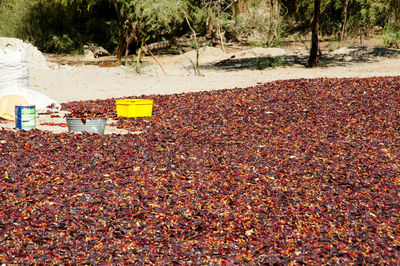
left=15, top=105, right=36, bottom=130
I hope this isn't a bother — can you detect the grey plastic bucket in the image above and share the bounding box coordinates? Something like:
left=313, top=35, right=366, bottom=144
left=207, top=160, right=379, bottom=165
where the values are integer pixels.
left=66, top=118, right=107, bottom=134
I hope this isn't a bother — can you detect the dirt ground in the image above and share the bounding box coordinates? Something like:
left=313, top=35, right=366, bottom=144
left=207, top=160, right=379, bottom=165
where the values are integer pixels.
left=1, top=37, right=399, bottom=134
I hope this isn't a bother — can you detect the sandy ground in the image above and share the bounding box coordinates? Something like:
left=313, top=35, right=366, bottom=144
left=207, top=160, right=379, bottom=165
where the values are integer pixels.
left=1, top=44, right=400, bottom=134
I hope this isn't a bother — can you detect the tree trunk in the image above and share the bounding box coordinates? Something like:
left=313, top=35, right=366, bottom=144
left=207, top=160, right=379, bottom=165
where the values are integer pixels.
left=117, top=36, right=124, bottom=62
left=124, top=22, right=140, bottom=63
left=112, top=0, right=124, bottom=62
left=359, top=23, right=365, bottom=45
left=390, top=0, right=400, bottom=27
left=233, top=0, right=248, bottom=16
left=340, top=0, right=349, bottom=43
left=308, top=0, right=321, bottom=67
left=267, top=0, right=274, bottom=46
left=125, top=28, right=131, bottom=60
left=267, top=0, right=280, bottom=47
left=205, top=10, right=213, bottom=39
left=273, top=0, right=280, bottom=44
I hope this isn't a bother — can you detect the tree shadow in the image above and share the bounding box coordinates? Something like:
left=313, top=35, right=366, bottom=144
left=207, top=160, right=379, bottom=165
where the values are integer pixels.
left=199, top=46, right=400, bottom=71
left=319, top=46, right=400, bottom=66
left=200, top=55, right=308, bottom=71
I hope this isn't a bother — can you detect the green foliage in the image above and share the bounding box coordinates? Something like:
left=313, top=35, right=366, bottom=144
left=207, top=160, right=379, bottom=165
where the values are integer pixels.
left=1, top=0, right=398, bottom=55
left=233, top=1, right=269, bottom=33
left=229, top=0, right=284, bottom=47
left=381, top=23, right=400, bottom=48
left=49, top=34, right=75, bottom=53
left=359, top=0, right=390, bottom=26
left=129, top=0, right=187, bottom=33
left=187, top=6, right=208, bottom=35
left=118, top=0, right=189, bottom=49
left=130, top=60, right=150, bottom=74
left=0, top=0, right=119, bottom=53
left=0, top=0, right=31, bottom=38
left=289, top=0, right=393, bottom=37
left=255, top=56, right=287, bottom=70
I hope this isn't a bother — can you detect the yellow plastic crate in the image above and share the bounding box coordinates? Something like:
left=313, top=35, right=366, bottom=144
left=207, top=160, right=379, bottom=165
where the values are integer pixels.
left=116, top=99, right=153, bottom=117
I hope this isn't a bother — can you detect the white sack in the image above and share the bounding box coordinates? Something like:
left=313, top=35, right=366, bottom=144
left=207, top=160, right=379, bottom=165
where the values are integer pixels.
left=0, top=48, right=29, bottom=91
left=0, top=47, right=60, bottom=118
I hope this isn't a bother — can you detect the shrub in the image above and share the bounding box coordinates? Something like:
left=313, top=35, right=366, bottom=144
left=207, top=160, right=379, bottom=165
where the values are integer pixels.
left=255, top=56, right=287, bottom=69
left=0, top=0, right=31, bottom=39
left=0, top=0, right=118, bottom=54
left=228, top=0, right=285, bottom=47
left=381, top=24, right=400, bottom=48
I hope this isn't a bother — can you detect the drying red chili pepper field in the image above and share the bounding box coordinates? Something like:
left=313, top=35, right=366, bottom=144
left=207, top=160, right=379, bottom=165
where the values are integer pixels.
left=1, top=76, right=400, bottom=264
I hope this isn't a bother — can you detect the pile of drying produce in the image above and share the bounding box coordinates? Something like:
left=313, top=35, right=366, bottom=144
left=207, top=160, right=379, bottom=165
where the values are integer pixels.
left=1, top=76, right=399, bottom=264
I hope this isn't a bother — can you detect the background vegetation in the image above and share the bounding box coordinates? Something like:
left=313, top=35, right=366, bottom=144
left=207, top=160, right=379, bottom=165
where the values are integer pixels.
left=0, top=0, right=399, bottom=54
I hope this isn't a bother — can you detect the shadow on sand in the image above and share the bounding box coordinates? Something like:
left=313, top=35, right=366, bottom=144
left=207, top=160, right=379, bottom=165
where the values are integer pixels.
left=199, top=46, right=400, bottom=71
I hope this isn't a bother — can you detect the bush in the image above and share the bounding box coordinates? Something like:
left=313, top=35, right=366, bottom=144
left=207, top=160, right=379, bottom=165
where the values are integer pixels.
left=227, top=0, right=284, bottom=47
left=0, top=0, right=31, bottom=39
left=0, top=0, right=118, bottom=54
left=381, top=24, right=400, bottom=48
left=255, top=56, right=287, bottom=69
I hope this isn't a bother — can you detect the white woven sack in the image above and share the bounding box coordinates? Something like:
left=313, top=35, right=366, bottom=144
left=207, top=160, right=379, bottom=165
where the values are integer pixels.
left=0, top=47, right=60, bottom=115
left=0, top=48, right=29, bottom=91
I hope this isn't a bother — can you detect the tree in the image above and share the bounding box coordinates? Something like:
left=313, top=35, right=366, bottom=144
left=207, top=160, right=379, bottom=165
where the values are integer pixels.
left=111, top=0, right=189, bottom=61
left=341, top=0, right=349, bottom=42
left=233, top=0, right=248, bottom=15
left=308, top=0, right=321, bottom=67
left=32, top=0, right=189, bottom=57
left=356, top=0, right=391, bottom=43
left=392, top=0, right=400, bottom=27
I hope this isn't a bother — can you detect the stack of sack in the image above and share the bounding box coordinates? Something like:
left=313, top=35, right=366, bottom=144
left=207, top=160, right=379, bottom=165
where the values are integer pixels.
left=0, top=39, right=60, bottom=121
